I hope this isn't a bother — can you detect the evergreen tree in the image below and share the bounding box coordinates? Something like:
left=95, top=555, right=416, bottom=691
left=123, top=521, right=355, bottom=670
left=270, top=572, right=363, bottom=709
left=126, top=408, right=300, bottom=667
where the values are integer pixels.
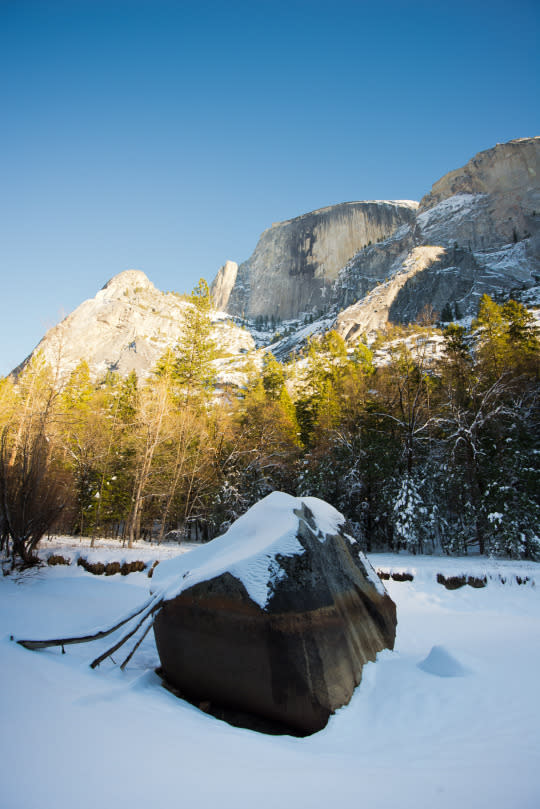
left=391, top=473, right=426, bottom=553
left=441, top=302, right=454, bottom=323
left=261, top=353, right=287, bottom=400
left=473, top=294, right=510, bottom=381
left=173, top=279, right=217, bottom=399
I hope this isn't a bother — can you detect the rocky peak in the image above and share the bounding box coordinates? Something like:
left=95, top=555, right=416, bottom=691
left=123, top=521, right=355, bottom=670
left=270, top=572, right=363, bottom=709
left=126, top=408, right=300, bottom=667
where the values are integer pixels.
left=99, top=269, right=156, bottom=297
left=419, top=137, right=540, bottom=212
left=211, top=260, right=238, bottom=311
left=330, top=138, right=540, bottom=344
left=17, top=270, right=255, bottom=384
left=15, top=138, right=540, bottom=379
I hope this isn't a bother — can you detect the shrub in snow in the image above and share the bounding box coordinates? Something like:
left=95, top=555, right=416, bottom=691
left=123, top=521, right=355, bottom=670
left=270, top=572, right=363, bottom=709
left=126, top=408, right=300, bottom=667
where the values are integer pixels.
left=391, top=474, right=427, bottom=554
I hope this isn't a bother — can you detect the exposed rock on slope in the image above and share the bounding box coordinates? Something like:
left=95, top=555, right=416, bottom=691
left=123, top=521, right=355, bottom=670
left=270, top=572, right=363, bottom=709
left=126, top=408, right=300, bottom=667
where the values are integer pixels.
left=419, top=136, right=539, bottom=220
left=19, top=269, right=254, bottom=382
left=221, top=201, right=418, bottom=320
left=333, top=137, right=540, bottom=340
left=211, top=260, right=238, bottom=311
left=152, top=492, right=396, bottom=735
left=337, top=246, right=446, bottom=341
left=211, top=137, right=538, bottom=349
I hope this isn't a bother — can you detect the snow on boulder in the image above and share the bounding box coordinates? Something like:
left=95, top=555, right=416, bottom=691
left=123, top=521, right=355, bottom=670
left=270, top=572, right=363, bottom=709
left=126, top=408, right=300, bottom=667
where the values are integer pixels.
left=152, top=492, right=397, bottom=735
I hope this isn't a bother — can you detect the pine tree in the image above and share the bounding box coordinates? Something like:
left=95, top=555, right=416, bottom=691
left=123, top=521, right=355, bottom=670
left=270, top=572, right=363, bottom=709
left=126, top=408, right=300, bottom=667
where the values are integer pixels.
left=261, top=353, right=287, bottom=400
left=173, top=279, right=217, bottom=400
left=472, top=294, right=509, bottom=381
left=441, top=302, right=454, bottom=323
left=59, top=362, right=102, bottom=537
left=392, top=474, right=426, bottom=553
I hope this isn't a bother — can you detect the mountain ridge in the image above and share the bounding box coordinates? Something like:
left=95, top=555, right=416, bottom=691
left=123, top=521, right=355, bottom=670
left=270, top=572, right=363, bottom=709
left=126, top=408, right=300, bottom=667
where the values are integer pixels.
left=13, top=136, right=540, bottom=380
left=228, top=136, right=539, bottom=347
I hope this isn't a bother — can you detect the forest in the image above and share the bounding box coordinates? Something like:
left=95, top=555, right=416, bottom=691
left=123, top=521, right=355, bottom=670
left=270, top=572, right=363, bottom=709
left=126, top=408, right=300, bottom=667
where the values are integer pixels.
left=1, top=282, right=538, bottom=567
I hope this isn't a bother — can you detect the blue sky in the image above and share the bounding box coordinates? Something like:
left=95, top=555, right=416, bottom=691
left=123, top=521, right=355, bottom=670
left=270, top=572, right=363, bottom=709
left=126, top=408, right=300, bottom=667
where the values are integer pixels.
left=1, top=0, right=539, bottom=375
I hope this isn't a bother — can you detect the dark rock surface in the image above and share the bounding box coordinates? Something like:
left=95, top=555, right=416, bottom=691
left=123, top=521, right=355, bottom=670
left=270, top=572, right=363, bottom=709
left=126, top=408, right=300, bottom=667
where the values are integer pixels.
left=153, top=496, right=396, bottom=735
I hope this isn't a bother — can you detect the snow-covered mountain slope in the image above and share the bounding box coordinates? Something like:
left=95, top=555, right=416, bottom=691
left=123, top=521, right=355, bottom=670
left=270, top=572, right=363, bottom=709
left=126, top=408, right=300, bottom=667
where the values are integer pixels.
left=16, top=269, right=255, bottom=382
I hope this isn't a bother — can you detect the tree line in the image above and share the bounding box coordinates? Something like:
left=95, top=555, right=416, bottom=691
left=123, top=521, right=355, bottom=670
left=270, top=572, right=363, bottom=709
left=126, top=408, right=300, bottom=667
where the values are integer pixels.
left=1, top=281, right=538, bottom=567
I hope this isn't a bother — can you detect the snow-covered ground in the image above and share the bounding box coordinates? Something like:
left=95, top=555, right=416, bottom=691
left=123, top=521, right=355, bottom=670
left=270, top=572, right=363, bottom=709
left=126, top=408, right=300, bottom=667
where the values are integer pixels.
left=1, top=539, right=539, bottom=809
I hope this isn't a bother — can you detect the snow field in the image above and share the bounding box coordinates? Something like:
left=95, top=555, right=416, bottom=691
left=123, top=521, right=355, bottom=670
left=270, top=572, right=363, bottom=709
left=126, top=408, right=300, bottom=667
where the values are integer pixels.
left=1, top=543, right=539, bottom=809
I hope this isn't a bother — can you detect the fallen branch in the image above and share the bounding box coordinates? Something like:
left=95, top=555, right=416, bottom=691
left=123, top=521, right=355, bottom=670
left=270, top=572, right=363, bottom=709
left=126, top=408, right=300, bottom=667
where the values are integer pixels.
left=90, top=595, right=164, bottom=669
left=15, top=593, right=158, bottom=651
left=120, top=615, right=155, bottom=671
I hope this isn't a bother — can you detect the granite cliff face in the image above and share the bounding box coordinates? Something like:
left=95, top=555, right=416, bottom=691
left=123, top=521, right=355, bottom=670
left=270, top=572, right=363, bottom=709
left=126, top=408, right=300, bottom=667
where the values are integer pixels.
left=336, top=246, right=447, bottom=342
left=214, top=137, right=539, bottom=346
left=419, top=136, right=539, bottom=218
left=218, top=201, right=418, bottom=320
left=211, top=260, right=238, bottom=311
left=19, top=270, right=254, bottom=382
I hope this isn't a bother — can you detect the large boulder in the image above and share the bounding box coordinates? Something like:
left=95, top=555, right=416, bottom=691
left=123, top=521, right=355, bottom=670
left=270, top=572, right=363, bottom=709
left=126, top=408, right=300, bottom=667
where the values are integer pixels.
left=152, top=492, right=396, bottom=735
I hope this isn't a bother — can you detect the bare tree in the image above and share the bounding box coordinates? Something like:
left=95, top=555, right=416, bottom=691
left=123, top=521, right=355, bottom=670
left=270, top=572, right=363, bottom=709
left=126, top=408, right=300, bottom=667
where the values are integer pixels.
left=0, top=426, right=66, bottom=566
